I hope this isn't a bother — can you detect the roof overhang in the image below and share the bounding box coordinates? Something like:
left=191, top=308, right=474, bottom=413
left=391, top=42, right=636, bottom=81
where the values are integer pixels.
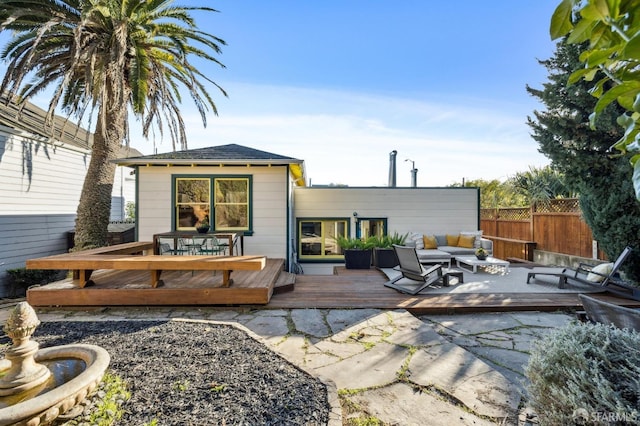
left=113, top=158, right=307, bottom=187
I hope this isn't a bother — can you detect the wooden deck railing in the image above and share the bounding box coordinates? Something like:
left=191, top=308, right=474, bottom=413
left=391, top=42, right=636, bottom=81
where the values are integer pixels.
left=484, top=236, right=537, bottom=262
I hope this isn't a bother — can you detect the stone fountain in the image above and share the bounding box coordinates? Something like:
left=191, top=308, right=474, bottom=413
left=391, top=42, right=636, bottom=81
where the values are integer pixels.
left=0, top=302, right=110, bottom=425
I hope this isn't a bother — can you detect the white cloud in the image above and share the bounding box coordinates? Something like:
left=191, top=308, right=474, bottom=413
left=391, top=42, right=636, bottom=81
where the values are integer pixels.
left=129, top=82, right=550, bottom=187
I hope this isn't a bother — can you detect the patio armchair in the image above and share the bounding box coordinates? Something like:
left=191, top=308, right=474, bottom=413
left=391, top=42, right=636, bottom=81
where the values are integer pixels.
left=384, top=245, right=443, bottom=295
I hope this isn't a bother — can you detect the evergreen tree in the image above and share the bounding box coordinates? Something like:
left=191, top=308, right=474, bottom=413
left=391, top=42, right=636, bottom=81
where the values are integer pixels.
left=527, top=41, right=640, bottom=281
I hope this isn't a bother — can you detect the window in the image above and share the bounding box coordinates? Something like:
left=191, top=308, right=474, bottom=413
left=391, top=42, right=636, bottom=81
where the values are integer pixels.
left=175, top=176, right=251, bottom=231
left=298, top=219, right=348, bottom=260
left=176, top=178, right=210, bottom=229
left=215, top=178, right=249, bottom=230
left=356, top=218, right=387, bottom=239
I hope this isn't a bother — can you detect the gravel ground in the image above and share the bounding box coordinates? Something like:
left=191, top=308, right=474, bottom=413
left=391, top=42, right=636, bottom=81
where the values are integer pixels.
left=7, top=321, right=330, bottom=425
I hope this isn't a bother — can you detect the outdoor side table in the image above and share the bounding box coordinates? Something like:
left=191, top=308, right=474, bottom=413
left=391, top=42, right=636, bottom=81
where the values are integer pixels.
left=442, top=269, right=464, bottom=286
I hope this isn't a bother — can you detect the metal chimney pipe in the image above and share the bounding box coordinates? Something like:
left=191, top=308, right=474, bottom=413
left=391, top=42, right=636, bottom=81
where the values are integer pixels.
left=388, top=150, right=397, bottom=187
left=406, top=158, right=417, bottom=187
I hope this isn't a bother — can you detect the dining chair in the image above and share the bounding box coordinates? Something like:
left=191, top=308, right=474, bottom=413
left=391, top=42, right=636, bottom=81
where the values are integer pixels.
left=195, top=236, right=227, bottom=256
left=158, top=237, right=190, bottom=255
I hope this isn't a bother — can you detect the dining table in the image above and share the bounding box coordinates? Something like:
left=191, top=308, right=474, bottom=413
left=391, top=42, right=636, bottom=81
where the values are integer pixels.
left=153, top=231, right=243, bottom=256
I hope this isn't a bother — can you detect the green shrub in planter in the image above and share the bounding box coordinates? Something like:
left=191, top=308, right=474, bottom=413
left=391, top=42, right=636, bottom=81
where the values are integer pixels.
left=370, top=232, right=408, bottom=268
left=525, top=321, right=640, bottom=425
left=6, top=268, right=63, bottom=298
left=334, top=236, right=375, bottom=269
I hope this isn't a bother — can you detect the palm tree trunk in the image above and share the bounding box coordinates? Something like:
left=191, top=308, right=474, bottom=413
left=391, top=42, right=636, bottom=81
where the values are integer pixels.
left=73, top=89, right=129, bottom=250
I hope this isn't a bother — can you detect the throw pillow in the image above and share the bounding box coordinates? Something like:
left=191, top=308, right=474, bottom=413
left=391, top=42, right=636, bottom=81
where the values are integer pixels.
left=423, top=235, right=438, bottom=249
left=410, top=232, right=424, bottom=250
left=586, top=262, right=614, bottom=282
left=461, top=230, right=483, bottom=248
left=457, top=234, right=475, bottom=248
left=446, top=234, right=459, bottom=246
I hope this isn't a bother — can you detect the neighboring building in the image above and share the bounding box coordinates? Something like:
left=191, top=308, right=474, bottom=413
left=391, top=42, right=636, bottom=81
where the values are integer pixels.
left=0, top=95, right=139, bottom=296
left=116, top=144, right=480, bottom=271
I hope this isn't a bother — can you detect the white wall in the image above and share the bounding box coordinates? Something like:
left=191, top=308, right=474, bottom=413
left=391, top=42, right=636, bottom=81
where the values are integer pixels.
left=0, top=130, right=88, bottom=215
left=0, top=128, right=91, bottom=296
left=110, top=165, right=136, bottom=221
left=136, top=165, right=290, bottom=259
left=293, top=187, right=480, bottom=236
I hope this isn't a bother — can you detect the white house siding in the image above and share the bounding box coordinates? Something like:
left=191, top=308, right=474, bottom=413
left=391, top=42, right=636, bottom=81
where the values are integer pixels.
left=293, top=187, right=480, bottom=237
left=136, top=165, right=290, bottom=260
left=110, top=165, right=137, bottom=221
left=110, top=147, right=141, bottom=221
left=0, top=128, right=90, bottom=296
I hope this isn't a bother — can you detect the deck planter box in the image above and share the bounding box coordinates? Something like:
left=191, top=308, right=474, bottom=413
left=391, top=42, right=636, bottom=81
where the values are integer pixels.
left=344, top=249, right=372, bottom=269
left=373, top=248, right=399, bottom=268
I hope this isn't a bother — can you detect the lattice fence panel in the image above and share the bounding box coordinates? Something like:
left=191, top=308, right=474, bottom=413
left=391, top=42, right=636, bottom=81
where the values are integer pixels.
left=480, top=209, right=497, bottom=220
left=497, top=207, right=530, bottom=221
left=534, top=198, right=580, bottom=213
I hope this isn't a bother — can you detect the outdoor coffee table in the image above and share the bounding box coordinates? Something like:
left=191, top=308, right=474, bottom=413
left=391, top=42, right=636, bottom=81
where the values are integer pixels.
left=454, top=256, right=509, bottom=274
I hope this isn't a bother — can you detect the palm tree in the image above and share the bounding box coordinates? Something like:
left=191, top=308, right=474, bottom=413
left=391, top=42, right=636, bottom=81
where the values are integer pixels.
left=0, top=0, right=226, bottom=250
left=508, top=166, right=575, bottom=203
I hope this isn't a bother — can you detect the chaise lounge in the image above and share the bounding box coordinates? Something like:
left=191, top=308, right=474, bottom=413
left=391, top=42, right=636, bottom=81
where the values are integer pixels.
left=527, top=246, right=639, bottom=300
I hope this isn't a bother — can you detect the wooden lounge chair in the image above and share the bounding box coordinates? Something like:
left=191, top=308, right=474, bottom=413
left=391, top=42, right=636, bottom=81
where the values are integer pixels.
left=578, top=294, right=640, bottom=331
left=527, top=246, right=635, bottom=295
left=384, top=245, right=443, bottom=295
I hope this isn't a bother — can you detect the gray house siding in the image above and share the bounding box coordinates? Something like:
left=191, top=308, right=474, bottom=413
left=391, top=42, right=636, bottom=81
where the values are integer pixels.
left=0, top=121, right=89, bottom=296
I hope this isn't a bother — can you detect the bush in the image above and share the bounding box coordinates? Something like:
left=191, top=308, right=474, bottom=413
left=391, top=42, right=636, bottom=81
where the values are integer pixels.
left=5, top=268, right=63, bottom=298
left=525, top=322, right=640, bottom=425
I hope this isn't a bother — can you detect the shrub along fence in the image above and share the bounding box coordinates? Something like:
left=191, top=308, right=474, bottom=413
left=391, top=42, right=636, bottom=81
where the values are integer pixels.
left=480, top=199, right=604, bottom=261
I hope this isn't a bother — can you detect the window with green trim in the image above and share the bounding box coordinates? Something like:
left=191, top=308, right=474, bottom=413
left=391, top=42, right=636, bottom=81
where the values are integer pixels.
left=298, top=219, right=348, bottom=260
left=176, top=178, right=210, bottom=229
left=175, top=176, right=251, bottom=231
left=215, top=178, right=249, bottom=230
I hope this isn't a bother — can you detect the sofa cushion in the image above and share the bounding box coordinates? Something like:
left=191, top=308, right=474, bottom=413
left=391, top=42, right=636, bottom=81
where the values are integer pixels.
left=461, top=230, right=483, bottom=248
left=409, top=232, right=424, bottom=250
left=587, top=262, right=613, bottom=282
left=423, top=235, right=438, bottom=249
left=434, top=235, right=447, bottom=246
left=457, top=234, right=475, bottom=248
left=438, top=246, right=477, bottom=256
left=415, top=249, right=452, bottom=261
left=446, top=234, right=459, bottom=246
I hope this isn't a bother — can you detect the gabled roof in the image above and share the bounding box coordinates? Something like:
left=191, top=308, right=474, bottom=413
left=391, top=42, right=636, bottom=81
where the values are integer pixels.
left=0, top=93, right=93, bottom=150
left=114, top=143, right=307, bottom=186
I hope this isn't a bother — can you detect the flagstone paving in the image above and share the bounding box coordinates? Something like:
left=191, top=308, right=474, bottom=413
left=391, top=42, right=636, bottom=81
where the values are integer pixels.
left=0, top=302, right=575, bottom=425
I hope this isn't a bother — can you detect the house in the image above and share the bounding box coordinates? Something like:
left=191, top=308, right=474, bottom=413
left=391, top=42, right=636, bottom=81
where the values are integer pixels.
left=0, top=95, right=139, bottom=295
left=116, top=144, right=481, bottom=272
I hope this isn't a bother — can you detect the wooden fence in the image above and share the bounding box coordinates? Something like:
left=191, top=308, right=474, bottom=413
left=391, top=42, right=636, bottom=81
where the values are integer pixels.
left=480, top=199, right=603, bottom=261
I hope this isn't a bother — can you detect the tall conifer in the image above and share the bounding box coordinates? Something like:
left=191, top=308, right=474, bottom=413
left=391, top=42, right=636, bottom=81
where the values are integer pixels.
left=527, top=41, right=640, bottom=281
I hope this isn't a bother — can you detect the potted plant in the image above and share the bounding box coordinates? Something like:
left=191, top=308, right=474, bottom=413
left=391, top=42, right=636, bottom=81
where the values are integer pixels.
left=475, top=247, right=488, bottom=260
left=335, top=235, right=375, bottom=269
left=372, top=232, right=408, bottom=268
left=195, top=217, right=210, bottom=234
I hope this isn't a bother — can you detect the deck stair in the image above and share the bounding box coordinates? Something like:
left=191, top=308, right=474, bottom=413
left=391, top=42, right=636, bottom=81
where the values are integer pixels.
left=273, top=271, right=296, bottom=294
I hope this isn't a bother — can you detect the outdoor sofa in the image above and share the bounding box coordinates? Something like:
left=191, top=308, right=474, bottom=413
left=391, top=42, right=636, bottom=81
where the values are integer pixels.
left=404, top=232, right=493, bottom=267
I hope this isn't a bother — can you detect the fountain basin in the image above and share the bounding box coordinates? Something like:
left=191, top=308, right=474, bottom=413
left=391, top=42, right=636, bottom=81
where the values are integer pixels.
left=0, top=344, right=110, bottom=426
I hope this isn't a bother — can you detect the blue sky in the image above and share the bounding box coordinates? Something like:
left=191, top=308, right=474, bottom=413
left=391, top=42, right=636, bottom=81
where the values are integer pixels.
left=6, top=1, right=562, bottom=187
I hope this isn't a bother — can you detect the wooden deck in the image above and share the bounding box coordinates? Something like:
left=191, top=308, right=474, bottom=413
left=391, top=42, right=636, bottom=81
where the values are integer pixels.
left=27, top=258, right=285, bottom=307
left=267, top=267, right=640, bottom=315
left=26, top=262, right=640, bottom=314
